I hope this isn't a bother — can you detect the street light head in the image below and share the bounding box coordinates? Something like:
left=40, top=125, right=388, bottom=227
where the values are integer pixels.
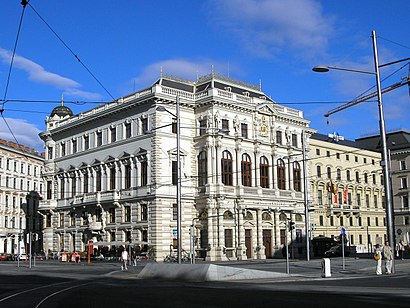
left=312, top=65, right=330, bottom=73
left=156, top=106, right=167, bottom=112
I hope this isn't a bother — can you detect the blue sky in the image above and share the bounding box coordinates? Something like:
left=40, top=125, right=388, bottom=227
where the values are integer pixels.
left=1, top=0, right=410, bottom=151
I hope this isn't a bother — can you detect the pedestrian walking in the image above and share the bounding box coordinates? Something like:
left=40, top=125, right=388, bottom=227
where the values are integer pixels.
left=374, top=244, right=382, bottom=275
left=121, top=247, right=128, bottom=271
left=400, top=240, right=405, bottom=260
left=382, top=241, right=393, bottom=274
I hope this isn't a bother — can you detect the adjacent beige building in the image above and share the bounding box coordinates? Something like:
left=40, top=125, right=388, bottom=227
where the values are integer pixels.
left=309, top=133, right=386, bottom=254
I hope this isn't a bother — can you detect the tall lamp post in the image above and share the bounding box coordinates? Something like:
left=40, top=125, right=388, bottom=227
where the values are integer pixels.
left=157, top=96, right=182, bottom=264
left=313, top=30, right=401, bottom=272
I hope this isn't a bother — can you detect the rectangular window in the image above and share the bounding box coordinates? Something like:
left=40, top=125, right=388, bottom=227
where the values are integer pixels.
left=366, top=194, right=370, bottom=208
left=291, top=134, right=298, bottom=147
left=84, top=135, right=89, bottom=150
left=60, top=178, right=65, bottom=199
left=356, top=193, right=361, bottom=206
left=319, top=215, right=324, bottom=226
left=318, top=190, right=323, bottom=205
left=199, top=119, right=207, bottom=136
left=110, top=167, right=116, bottom=190
left=403, top=194, right=409, bottom=208
left=326, top=151, right=330, bottom=157
left=59, top=213, right=64, bottom=227
left=316, top=149, right=320, bottom=155
left=346, top=154, right=349, bottom=161
left=96, top=170, right=102, bottom=192
left=172, top=203, right=177, bottom=220
left=110, top=126, right=116, bottom=143
left=97, top=131, right=103, bottom=146
left=224, top=229, right=233, bottom=248
left=276, top=131, right=282, bottom=145
left=141, top=118, right=148, bottom=134
left=109, top=208, right=116, bottom=223
left=124, top=206, right=131, bottom=222
left=222, top=119, right=229, bottom=134
left=125, top=122, right=132, bottom=138
left=400, top=160, right=407, bottom=170
left=124, top=165, right=131, bottom=189
left=241, top=123, right=248, bottom=139
left=72, top=139, right=77, bottom=154
left=401, top=177, right=408, bottom=189
left=330, top=216, right=334, bottom=226
left=61, top=143, right=66, bottom=157
left=374, top=195, right=378, bottom=208
left=48, top=147, right=53, bottom=160
left=46, top=181, right=52, bottom=199
left=141, top=161, right=148, bottom=186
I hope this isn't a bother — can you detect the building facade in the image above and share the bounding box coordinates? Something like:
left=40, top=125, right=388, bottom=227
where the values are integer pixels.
left=39, top=74, right=314, bottom=261
left=0, top=140, right=44, bottom=255
left=309, top=133, right=386, bottom=254
left=356, top=130, right=410, bottom=246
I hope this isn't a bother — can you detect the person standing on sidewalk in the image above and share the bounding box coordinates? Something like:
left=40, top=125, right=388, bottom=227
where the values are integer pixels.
left=121, top=246, right=128, bottom=271
left=383, top=241, right=393, bottom=274
left=374, top=244, right=382, bottom=275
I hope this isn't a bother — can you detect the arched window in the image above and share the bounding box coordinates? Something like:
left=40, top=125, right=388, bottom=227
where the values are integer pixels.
left=277, top=159, right=286, bottom=190
left=260, top=156, right=269, bottom=188
left=293, top=161, right=301, bottom=192
left=197, top=151, right=208, bottom=186
left=346, top=169, right=351, bottom=181
left=317, top=165, right=321, bottom=177
left=241, top=153, right=252, bottom=187
left=327, top=167, right=332, bottom=179
left=221, top=150, right=233, bottom=186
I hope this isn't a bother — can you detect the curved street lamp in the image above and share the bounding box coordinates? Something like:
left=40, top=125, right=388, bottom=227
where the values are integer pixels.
left=313, top=30, right=397, bottom=273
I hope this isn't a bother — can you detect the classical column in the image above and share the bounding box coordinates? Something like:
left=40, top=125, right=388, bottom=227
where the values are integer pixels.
left=236, top=199, right=246, bottom=260
left=256, top=209, right=266, bottom=259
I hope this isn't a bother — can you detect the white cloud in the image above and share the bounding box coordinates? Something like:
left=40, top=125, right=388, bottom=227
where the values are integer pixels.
left=0, top=117, right=43, bottom=151
left=206, top=0, right=334, bottom=58
left=133, top=59, right=234, bottom=87
left=0, top=48, right=102, bottom=100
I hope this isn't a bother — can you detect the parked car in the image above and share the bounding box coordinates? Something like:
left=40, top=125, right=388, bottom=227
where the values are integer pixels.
left=324, top=245, right=350, bottom=257
left=0, top=253, right=12, bottom=261
left=18, top=253, right=27, bottom=261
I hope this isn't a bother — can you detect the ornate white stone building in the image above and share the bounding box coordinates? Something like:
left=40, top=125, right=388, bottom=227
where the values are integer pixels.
left=0, top=140, right=44, bottom=255
left=309, top=133, right=386, bottom=254
left=39, top=74, right=314, bottom=261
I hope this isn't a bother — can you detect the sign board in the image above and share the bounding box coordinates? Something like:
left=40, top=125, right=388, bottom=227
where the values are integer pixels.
left=172, top=229, right=178, bottom=239
left=341, top=227, right=346, bottom=236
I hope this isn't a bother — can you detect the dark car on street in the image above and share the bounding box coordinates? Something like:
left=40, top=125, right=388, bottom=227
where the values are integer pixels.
left=324, top=245, right=350, bottom=257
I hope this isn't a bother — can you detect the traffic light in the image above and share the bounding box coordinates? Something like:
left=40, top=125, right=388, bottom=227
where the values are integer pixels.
left=288, top=221, right=295, bottom=231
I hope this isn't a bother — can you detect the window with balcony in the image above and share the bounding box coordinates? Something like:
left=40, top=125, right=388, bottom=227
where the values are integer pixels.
left=241, top=153, right=252, bottom=187
left=110, top=166, right=116, bottom=190
left=198, top=151, right=208, bottom=186
left=260, top=156, right=269, bottom=188
left=221, top=150, right=233, bottom=186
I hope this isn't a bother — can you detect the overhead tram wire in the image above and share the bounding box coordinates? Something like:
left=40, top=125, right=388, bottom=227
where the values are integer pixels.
left=27, top=3, right=115, bottom=101
left=2, top=0, right=29, bottom=108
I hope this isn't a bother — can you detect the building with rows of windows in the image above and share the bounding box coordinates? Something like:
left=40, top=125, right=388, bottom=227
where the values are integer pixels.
left=356, top=130, right=410, bottom=247
left=309, top=133, right=386, bottom=254
left=39, top=73, right=315, bottom=261
left=0, top=140, right=44, bottom=255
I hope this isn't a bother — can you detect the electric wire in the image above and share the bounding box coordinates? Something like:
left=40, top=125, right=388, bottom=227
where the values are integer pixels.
left=2, top=1, right=29, bottom=107
left=27, top=3, right=115, bottom=101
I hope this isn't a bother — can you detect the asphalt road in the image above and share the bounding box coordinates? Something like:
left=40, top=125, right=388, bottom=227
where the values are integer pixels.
left=0, top=257, right=409, bottom=308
